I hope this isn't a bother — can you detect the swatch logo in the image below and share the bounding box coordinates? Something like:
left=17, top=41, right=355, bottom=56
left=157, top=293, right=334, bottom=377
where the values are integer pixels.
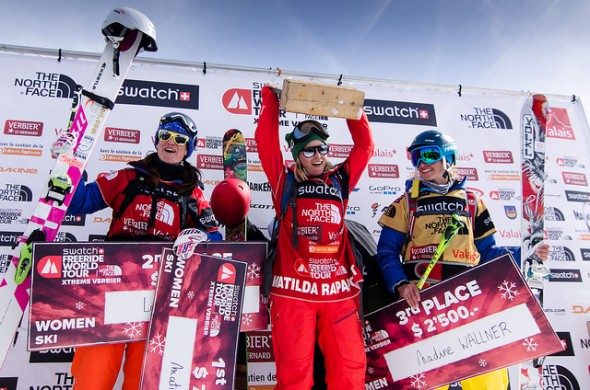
left=548, top=268, right=582, bottom=282
left=116, top=79, right=199, bottom=109
left=217, top=263, right=237, bottom=284
left=37, top=256, right=62, bottom=278
left=364, top=99, right=437, bottom=126
left=222, top=89, right=252, bottom=114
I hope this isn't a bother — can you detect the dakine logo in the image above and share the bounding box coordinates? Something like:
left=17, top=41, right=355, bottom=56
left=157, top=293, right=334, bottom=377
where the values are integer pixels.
left=364, top=99, right=437, bottom=126
left=548, top=268, right=582, bottom=282
left=562, top=171, right=588, bottom=186
left=580, top=248, right=590, bottom=261
left=550, top=246, right=576, bottom=261
left=4, top=120, right=43, bottom=137
left=483, top=150, right=513, bottom=164
left=460, top=107, right=512, bottom=129
left=218, top=263, right=237, bottom=284
left=222, top=88, right=252, bottom=115
left=116, top=79, right=199, bottom=109
left=14, top=72, right=78, bottom=98
left=0, top=184, right=33, bottom=202
left=547, top=107, right=575, bottom=140
left=37, top=256, right=62, bottom=278
left=104, top=127, right=140, bottom=144
left=564, top=190, right=590, bottom=203
left=62, top=213, right=86, bottom=226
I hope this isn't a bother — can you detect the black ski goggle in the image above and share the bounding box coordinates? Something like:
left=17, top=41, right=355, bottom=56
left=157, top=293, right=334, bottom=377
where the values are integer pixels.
left=301, top=144, right=329, bottom=158
left=157, top=130, right=190, bottom=146
left=292, top=121, right=329, bottom=143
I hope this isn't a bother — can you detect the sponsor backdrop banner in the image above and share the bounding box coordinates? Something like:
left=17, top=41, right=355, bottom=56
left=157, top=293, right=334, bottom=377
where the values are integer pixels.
left=1, top=46, right=589, bottom=389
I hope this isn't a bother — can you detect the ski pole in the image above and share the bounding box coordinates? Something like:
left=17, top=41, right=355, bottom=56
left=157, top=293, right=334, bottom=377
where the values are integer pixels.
left=416, top=214, right=465, bottom=290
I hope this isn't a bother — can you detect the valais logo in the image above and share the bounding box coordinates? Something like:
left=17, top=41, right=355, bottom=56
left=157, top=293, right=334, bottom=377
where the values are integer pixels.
left=547, top=107, right=575, bottom=140
left=222, top=89, right=252, bottom=115
left=37, top=256, right=62, bottom=278
left=217, top=263, right=237, bottom=284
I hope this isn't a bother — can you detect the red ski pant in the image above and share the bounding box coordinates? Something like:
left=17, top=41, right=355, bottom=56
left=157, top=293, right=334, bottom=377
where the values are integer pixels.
left=269, top=295, right=366, bottom=389
left=71, top=341, right=145, bottom=390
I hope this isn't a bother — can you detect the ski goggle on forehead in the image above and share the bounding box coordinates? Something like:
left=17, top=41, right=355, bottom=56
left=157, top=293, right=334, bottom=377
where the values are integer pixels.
left=157, top=130, right=190, bottom=146
left=293, top=121, right=329, bottom=142
left=159, top=113, right=197, bottom=136
left=301, top=144, right=329, bottom=158
left=409, top=146, right=443, bottom=167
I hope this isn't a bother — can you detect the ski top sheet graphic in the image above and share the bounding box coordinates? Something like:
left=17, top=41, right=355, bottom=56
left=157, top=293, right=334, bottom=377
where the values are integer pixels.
left=223, top=129, right=248, bottom=241
left=519, top=94, right=550, bottom=390
left=0, top=7, right=156, bottom=367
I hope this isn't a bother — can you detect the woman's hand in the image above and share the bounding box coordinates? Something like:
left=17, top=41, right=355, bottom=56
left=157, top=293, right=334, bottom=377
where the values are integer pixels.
left=398, top=283, right=421, bottom=310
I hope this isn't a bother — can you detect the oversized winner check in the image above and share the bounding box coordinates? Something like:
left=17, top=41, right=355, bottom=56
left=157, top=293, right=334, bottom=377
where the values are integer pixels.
left=28, top=241, right=267, bottom=350
left=364, top=254, right=563, bottom=389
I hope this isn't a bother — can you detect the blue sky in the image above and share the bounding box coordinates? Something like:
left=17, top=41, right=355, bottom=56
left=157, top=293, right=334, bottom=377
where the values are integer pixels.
left=2, top=0, right=589, bottom=106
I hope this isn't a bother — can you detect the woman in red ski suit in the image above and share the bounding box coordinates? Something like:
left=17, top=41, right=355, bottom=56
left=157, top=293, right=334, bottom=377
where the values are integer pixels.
left=66, top=112, right=221, bottom=389
left=255, top=85, right=374, bottom=389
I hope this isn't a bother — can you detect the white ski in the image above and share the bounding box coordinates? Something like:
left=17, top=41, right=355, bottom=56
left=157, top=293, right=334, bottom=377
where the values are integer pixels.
left=519, top=93, right=551, bottom=390
left=0, top=7, right=157, bottom=367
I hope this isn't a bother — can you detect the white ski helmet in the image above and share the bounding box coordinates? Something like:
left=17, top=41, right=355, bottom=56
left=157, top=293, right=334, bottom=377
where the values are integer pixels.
left=101, top=7, right=157, bottom=52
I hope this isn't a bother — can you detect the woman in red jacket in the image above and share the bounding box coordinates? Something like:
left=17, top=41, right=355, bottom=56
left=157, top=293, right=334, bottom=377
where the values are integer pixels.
left=66, top=112, right=221, bottom=389
left=255, top=85, right=374, bottom=389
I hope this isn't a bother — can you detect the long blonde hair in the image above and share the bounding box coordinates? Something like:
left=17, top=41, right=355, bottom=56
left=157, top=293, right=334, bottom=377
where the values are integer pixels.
left=293, top=158, right=335, bottom=182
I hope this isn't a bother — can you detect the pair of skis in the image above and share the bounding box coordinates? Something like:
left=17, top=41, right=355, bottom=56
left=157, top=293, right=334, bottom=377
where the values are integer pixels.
left=519, top=94, right=551, bottom=389
left=0, top=7, right=156, bottom=366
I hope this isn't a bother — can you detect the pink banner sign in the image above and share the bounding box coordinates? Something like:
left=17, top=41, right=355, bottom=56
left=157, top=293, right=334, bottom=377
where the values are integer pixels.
left=364, top=254, right=563, bottom=389
left=28, top=241, right=267, bottom=350
left=140, top=250, right=247, bottom=389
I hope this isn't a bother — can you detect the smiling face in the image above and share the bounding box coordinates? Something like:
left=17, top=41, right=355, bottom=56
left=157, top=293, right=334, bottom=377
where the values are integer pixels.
left=156, top=130, right=188, bottom=165
left=298, top=140, right=328, bottom=177
left=416, top=159, right=448, bottom=184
